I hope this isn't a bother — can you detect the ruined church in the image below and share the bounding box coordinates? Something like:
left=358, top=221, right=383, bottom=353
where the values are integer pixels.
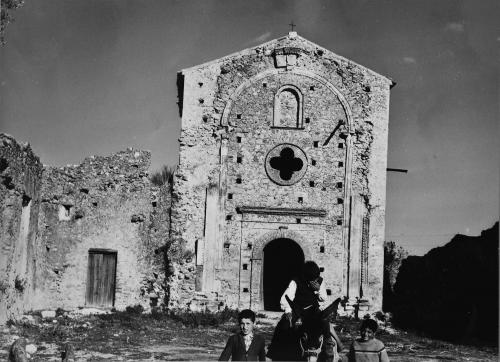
left=0, top=32, right=393, bottom=323
left=171, top=32, right=393, bottom=312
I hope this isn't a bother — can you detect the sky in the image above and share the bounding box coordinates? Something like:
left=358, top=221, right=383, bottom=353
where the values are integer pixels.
left=0, top=0, right=498, bottom=255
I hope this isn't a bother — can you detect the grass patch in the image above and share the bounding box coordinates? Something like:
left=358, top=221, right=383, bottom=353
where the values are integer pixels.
left=167, top=307, right=238, bottom=328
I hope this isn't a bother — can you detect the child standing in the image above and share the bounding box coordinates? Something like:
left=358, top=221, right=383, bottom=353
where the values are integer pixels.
left=347, top=318, right=389, bottom=362
left=219, top=309, right=266, bottom=361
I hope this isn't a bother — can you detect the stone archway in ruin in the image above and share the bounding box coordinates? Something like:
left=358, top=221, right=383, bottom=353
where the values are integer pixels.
left=263, top=238, right=304, bottom=311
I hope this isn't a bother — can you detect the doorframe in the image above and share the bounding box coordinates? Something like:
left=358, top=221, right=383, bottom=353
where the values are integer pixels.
left=86, top=248, right=118, bottom=307
left=249, top=229, right=311, bottom=310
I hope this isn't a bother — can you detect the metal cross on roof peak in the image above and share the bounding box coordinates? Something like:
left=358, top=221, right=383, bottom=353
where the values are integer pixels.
left=289, top=21, right=296, bottom=32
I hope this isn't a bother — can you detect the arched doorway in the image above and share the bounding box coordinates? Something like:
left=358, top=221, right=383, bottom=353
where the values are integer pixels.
left=263, top=238, right=305, bottom=311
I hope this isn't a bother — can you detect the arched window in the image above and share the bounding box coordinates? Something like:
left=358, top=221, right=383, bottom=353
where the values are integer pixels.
left=273, top=85, right=303, bottom=128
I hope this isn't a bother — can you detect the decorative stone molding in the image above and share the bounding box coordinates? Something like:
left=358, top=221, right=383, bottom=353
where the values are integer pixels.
left=220, top=68, right=354, bottom=132
left=264, top=143, right=308, bottom=185
left=238, top=206, right=326, bottom=217
left=250, top=229, right=312, bottom=261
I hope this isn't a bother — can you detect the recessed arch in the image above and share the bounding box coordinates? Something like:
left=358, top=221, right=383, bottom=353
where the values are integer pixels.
left=273, top=84, right=303, bottom=128
left=251, top=229, right=312, bottom=261
left=220, top=68, right=354, bottom=132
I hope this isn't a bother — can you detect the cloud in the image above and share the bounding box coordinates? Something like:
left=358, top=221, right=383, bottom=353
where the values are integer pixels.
left=403, top=56, right=417, bottom=64
left=253, top=31, right=272, bottom=43
left=445, top=22, right=465, bottom=33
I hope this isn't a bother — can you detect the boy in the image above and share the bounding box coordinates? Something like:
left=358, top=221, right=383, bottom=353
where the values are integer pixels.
left=219, top=309, right=266, bottom=361
left=347, top=318, right=389, bottom=362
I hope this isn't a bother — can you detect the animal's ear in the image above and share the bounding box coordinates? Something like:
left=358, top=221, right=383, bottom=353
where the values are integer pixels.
left=301, top=332, right=308, bottom=343
left=320, top=297, right=341, bottom=321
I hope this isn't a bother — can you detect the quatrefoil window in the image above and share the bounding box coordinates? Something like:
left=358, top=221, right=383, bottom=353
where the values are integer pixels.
left=265, top=143, right=308, bottom=185
left=270, top=148, right=303, bottom=181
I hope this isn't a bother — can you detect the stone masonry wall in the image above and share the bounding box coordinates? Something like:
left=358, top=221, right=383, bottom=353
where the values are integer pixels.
left=33, top=149, right=166, bottom=311
left=0, top=134, right=43, bottom=323
left=172, top=33, right=391, bottom=311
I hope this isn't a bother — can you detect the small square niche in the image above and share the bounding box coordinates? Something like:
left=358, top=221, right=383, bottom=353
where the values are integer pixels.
left=337, top=219, right=343, bottom=226
left=311, top=159, right=316, bottom=166
left=326, top=289, right=332, bottom=296
left=320, top=246, right=325, bottom=253
left=243, top=288, right=249, bottom=293
left=237, top=136, right=242, bottom=143
left=228, top=193, right=233, bottom=200
left=236, top=177, right=242, bottom=184
left=236, top=156, right=242, bottom=164
left=313, top=141, right=319, bottom=148
left=338, top=161, right=344, bottom=167
left=338, top=143, right=344, bottom=149
left=58, top=204, right=72, bottom=221
left=242, top=264, right=248, bottom=270
left=337, top=198, right=344, bottom=204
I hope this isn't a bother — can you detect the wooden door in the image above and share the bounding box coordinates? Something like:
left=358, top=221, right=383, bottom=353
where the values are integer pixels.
left=85, top=250, right=117, bottom=307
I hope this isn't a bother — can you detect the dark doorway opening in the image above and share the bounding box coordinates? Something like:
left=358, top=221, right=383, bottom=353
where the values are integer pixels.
left=263, top=238, right=304, bottom=311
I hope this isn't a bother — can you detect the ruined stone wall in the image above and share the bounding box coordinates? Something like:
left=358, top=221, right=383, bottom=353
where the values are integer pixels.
left=0, top=134, right=43, bottom=323
left=172, top=33, right=391, bottom=311
left=33, top=149, right=167, bottom=311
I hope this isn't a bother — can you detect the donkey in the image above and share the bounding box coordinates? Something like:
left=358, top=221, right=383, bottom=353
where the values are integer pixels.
left=285, top=295, right=342, bottom=362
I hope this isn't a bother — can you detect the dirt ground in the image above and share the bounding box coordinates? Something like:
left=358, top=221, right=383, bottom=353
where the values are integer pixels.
left=0, top=310, right=497, bottom=361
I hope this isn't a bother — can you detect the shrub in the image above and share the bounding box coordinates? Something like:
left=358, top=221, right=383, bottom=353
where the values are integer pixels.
left=0, top=279, right=8, bottom=294
left=168, top=307, right=238, bottom=328
left=150, top=165, right=175, bottom=186
left=14, top=275, right=26, bottom=292
left=125, top=304, right=145, bottom=315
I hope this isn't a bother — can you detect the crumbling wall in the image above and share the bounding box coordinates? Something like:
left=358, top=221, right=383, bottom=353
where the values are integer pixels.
left=33, top=149, right=166, bottom=311
left=146, top=183, right=172, bottom=308
left=0, top=134, right=43, bottom=323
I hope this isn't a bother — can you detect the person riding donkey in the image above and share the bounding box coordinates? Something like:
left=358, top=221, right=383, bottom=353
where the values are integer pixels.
left=267, top=261, right=343, bottom=361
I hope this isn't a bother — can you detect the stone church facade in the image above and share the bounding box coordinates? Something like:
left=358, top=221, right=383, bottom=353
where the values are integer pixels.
left=171, top=32, right=394, bottom=312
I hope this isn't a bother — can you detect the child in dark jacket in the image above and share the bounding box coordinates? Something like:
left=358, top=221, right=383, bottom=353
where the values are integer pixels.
left=219, top=309, right=266, bottom=361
